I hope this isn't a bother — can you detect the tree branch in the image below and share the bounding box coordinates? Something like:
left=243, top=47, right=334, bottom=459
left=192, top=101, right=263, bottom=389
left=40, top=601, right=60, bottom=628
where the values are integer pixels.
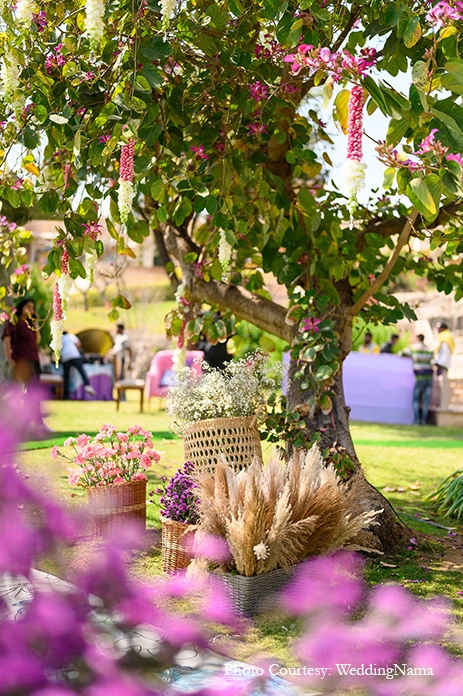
left=349, top=208, right=419, bottom=316
left=162, top=224, right=295, bottom=342
left=191, top=277, right=295, bottom=344
left=356, top=201, right=461, bottom=251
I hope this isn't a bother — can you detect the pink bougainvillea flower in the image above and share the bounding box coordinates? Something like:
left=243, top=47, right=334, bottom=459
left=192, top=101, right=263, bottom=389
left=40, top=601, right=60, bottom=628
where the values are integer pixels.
left=248, top=80, right=269, bottom=101
left=247, top=121, right=268, bottom=135
left=415, top=128, right=448, bottom=156
left=82, top=221, right=102, bottom=240
left=446, top=152, right=463, bottom=166
left=301, top=316, right=322, bottom=333
left=190, top=144, right=209, bottom=160
left=283, top=43, right=313, bottom=75
left=426, top=0, right=463, bottom=28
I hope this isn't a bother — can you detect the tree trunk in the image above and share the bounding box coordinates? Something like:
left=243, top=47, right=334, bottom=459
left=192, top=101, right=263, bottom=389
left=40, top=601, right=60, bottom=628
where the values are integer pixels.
left=287, top=358, right=408, bottom=553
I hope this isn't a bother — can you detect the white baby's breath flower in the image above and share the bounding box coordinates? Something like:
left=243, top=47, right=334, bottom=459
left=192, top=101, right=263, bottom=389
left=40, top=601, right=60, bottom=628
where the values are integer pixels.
left=85, top=250, right=97, bottom=283
left=218, top=230, right=232, bottom=271
left=172, top=347, right=186, bottom=373
left=161, top=0, right=176, bottom=27
left=57, top=273, right=73, bottom=318
left=85, top=0, right=105, bottom=45
left=253, top=542, right=269, bottom=561
left=50, top=318, right=64, bottom=364
left=16, top=0, right=33, bottom=26
left=0, top=54, right=20, bottom=102
left=118, top=178, right=134, bottom=223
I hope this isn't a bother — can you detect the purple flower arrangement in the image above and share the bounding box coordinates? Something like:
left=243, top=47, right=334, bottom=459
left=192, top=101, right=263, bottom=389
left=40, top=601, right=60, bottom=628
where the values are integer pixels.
left=156, top=461, right=200, bottom=525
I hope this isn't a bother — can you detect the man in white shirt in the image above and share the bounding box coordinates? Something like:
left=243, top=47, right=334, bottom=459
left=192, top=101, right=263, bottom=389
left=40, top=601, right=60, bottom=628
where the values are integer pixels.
left=61, top=332, right=96, bottom=400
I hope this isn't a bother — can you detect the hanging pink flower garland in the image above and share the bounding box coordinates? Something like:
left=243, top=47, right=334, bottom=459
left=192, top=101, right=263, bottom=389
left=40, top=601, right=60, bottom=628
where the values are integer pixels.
left=283, top=46, right=377, bottom=225
left=51, top=249, right=72, bottom=362
left=344, top=84, right=366, bottom=226
left=118, top=136, right=135, bottom=225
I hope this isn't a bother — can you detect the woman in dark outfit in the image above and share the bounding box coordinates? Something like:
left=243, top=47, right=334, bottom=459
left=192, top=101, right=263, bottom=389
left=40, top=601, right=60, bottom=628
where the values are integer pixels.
left=2, top=298, right=50, bottom=435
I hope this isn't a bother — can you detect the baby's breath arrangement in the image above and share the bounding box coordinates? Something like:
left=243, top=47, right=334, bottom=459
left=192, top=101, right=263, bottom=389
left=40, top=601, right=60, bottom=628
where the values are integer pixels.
left=166, top=352, right=277, bottom=430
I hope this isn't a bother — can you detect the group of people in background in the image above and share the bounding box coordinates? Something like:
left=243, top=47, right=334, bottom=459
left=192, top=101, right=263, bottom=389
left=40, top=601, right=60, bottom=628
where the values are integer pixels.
left=1, top=296, right=133, bottom=436
left=359, top=323, right=456, bottom=425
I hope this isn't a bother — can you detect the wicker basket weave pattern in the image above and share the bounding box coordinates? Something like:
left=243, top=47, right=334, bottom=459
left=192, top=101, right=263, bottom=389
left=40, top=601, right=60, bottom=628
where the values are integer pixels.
left=88, top=480, right=146, bottom=537
left=220, top=566, right=296, bottom=616
left=182, top=416, right=263, bottom=471
left=161, top=516, right=195, bottom=574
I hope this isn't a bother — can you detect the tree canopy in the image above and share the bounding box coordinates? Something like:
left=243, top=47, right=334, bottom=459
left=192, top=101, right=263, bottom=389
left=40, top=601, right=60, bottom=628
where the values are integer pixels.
left=1, top=0, right=463, bottom=418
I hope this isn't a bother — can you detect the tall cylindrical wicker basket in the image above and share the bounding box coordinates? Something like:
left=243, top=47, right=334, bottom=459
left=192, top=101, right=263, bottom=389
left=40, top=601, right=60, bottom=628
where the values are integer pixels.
left=160, top=516, right=195, bottom=574
left=182, top=416, right=263, bottom=472
left=88, top=480, right=147, bottom=537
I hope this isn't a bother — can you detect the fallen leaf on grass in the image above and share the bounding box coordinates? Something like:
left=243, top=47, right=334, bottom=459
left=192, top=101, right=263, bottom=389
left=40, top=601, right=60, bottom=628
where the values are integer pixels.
left=380, top=562, right=398, bottom=568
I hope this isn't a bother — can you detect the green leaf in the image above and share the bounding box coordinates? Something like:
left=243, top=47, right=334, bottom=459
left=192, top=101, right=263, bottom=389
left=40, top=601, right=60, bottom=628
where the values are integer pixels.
left=386, top=118, right=409, bottom=146
left=363, top=76, right=389, bottom=116
left=441, top=60, right=463, bottom=94
left=108, top=309, right=119, bottom=322
left=334, top=89, right=350, bottom=135
left=403, top=16, right=421, bottom=48
left=151, top=179, right=165, bottom=202
left=205, top=195, right=218, bottom=214
left=141, top=65, right=162, bottom=89
left=34, top=105, right=48, bottom=123
left=407, top=178, right=437, bottom=216
left=425, top=173, right=443, bottom=210
left=411, top=60, right=427, bottom=91
left=383, top=167, right=396, bottom=190
left=174, top=196, right=192, bottom=226
left=297, top=188, right=316, bottom=215
left=259, top=335, right=276, bottom=352
left=140, top=36, right=172, bottom=61
left=112, top=294, right=132, bottom=310
left=228, top=0, right=243, bottom=15
left=106, top=218, right=119, bottom=240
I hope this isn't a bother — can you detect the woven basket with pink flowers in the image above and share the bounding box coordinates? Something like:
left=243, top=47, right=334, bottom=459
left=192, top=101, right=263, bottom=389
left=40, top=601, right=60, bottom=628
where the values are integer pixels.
left=52, top=424, right=160, bottom=537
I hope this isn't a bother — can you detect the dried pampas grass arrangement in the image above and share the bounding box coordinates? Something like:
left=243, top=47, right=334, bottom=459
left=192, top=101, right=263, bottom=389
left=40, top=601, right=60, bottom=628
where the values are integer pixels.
left=194, top=445, right=382, bottom=576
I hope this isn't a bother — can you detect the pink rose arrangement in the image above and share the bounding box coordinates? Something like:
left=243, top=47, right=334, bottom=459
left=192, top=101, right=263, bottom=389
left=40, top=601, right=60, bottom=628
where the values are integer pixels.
left=52, top=424, right=160, bottom=488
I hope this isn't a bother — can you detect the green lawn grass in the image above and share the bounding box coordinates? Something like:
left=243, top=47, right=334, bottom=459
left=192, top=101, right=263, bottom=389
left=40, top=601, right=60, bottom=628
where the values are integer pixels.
left=18, top=402, right=463, bottom=663
left=65, top=300, right=176, bottom=335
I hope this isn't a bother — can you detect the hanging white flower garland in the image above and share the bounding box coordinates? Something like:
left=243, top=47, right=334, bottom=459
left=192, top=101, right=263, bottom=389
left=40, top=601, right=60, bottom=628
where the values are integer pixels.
left=16, top=0, right=33, bottom=27
left=85, top=0, right=105, bottom=45
left=0, top=54, right=20, bottom=102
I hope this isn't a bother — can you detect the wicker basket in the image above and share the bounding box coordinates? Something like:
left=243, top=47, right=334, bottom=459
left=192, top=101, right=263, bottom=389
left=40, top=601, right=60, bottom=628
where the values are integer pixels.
left=219, top=566, right=296, bottom=616
left=182, top=416, right=263, bottom=472
left=160, top=516, right=195, bottom=574
left=88, top=480, right=146, bottom=537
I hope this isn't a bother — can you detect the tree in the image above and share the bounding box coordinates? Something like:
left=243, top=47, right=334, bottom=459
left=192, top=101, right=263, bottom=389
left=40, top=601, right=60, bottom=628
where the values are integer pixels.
left=1, top=0, right=463, bottom=548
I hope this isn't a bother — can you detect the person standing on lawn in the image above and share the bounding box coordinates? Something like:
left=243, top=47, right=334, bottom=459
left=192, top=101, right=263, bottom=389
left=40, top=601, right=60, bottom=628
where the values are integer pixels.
left=1, top=297, right=51, bottom=436
left=435, top=322, right=455, bottom=409
left=380, top=333, right=399, bottom=354
left=358, top=331, right=380, bottom=354
left=60, top=331, right=96, bottom=400
left=409, top=334, right=434, bottom=425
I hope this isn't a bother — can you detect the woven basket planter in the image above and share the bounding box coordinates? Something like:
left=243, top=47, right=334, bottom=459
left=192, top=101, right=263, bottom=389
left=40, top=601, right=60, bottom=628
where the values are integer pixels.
left=88, top=480, right=146, bottom=537
left=219, top=566, right=296, bottom=617
left=182, top=416, right=263, bottom=472
left=160, top=516, right=195, bottom=574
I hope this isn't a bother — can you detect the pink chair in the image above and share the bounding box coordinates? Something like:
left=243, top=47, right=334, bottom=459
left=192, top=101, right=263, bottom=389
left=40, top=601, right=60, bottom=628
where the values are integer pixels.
left=145, top=350, right=203, bottom=405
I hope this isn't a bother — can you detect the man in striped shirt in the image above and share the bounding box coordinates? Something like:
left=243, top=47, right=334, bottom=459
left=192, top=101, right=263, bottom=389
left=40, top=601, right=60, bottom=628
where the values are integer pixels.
left=409, top=334, right=434, bottom=425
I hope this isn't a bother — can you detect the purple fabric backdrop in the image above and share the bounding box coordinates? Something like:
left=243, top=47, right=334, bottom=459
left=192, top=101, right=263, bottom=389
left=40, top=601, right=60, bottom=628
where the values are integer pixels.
left=282, top=352, right=416, bottom=425
left=343, top=352, right=415, bottom=425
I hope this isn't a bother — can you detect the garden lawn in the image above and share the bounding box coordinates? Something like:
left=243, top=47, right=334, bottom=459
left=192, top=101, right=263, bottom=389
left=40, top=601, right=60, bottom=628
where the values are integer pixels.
left=18, top=402, right=463, bottom=663
left=65, top=299, right=175, bottom=336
